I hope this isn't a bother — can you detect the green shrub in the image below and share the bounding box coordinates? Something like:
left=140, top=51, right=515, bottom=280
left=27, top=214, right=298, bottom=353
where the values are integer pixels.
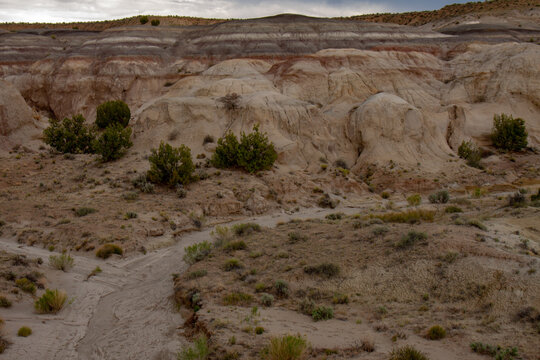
left=304, top=263, right=340, bottom=278
left=16, top=278, right=36, bottom=294
left=372, top=209, right=434, bottom=223
left=183, top=242, right=211, bottom=264
left=389, top=345, right=429, bottom=360
left=232, top=223, right=261, bottom=236
left=312, top=306, right=333, bottom=321
left=139, top=15, right=149, bottom=24
left=124, top=211, right=138, bottom=219
left=445, top=206, right=462, bottom=213
left=396, top=231, right=428, bottom=249
left=96, top=243, right=123, bottom=259
left=211, top=132, right=239, bottom=169
left=49, top=253, right=74, bottom=271
left=263, top=335, right=307, bottom=360
left=224, top=240, right=247, bottom=252
left=178, top=336, right=209, bottom=360
left=93, top=123, right=132, bottom=161
left=0, top=296, right=12, bottom=308
left=223, top=292, right=253, bottom=306
left=426, top=325, right=446, bottom=340
left=407, top=194, right=421, bottom=206
left=151, top=19, right=160, bottom=26
left=458, top=140, right=482, bottom=168
left=255, top=326, right=265, bottom=334
left=43, top=115, right=96, bottom=154
left=260, top=293, right=274, bottom=306
left=224, top=258, right=243, bottom=271
left=212, top=125, right=277, bottom=173
left=274, top=280, right=289, bottom=298
left=74, top=207, right=96, bottom=217
left=147, top=142, right=195, bottom=186
left=491, top=113, right=528, bottom=151
left=17, top=326, right=32, bottom=337
left=34, top=289, right=67, bottom=313
left=95, top=100, right=130, bottom=129
left=428, top=190, right=449, bottom=204
left=211, top=225, right=233, bottom=247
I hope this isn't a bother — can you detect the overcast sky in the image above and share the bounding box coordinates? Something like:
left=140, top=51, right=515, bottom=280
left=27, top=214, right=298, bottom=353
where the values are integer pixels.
left=0, top=0, right=473, bottom=23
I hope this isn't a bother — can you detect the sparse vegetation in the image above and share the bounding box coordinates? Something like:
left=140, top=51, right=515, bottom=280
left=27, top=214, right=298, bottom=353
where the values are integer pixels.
left=49, top=253, right=74, bottom=271
left=263, top=335, right=307, bottom=360
left=132, top=174, right=155, bottom=193
left=96, top=243, right=123, bottom=259
left=224, top=258, right=243, bottom=271
left=95, top=100, right=130, bottom=129
left=16, top=278, right=36, bottom=294
left=274, top=280, right=289, bottom=298
left=147, top=142, right=195, bottom=186
left=17, top=326, right=32, bottom=337
left=232, top=223, right=261, bottom=236
left=470, top=342, right=520, bottom=360
left=211, top=125, right=277, bottom=173
left=396, top=231, right=427, bottom=249
left=303, top=263, right=340, bottom=278
left=508, top=192, right=527, bottom=208
left=407, top=194, right=421, bottom=206
left=458, top=140, right=482, bottom=168
left=184, top=242, right=212, bottom=264
left=372, top=209, right=434, bottom=223
left=491, top=113, right=528, bottom=151
left=426, top=325, right=446, bottom=340
left=73, top=207, right=97, bottom=217
left=34, top=289, right=67, bottom=314
left=389, top=345, right=429, bottom=360
left=223, top=292, right=253, bottom=306
left=151, top=19, right=160, bottom=26
left=178, top=336, right=210, bottom=360
left=0, top=296, right=12, bottom=308
left=445, top=206, right=462, bottom=213
left=218, top=92, right=241, bottom=111
left=260, top=293, right=274, bottom=306
left=428, top=190, right=449, bottom=204
left=312, top=306, right=334, bottom=321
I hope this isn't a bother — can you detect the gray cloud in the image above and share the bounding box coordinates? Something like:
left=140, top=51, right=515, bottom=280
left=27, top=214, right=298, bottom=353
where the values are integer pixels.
left=0, top=0, right=469, bottom=23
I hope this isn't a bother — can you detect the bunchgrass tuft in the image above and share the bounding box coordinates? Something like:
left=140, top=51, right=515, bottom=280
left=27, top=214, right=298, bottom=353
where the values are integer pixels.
left=34, top=289, right=67, bottom=314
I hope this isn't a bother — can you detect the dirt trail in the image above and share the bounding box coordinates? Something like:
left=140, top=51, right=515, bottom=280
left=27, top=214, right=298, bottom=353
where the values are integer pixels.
left=0, top=206, right=361, bottom=360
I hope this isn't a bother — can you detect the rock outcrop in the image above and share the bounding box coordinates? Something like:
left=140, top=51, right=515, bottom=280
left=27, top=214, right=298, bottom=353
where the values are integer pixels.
left=0, top=14, right=539, bottom=169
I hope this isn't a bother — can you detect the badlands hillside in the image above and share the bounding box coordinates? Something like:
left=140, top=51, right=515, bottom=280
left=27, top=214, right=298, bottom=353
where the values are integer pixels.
left=0, top=1, right=539, bottom=359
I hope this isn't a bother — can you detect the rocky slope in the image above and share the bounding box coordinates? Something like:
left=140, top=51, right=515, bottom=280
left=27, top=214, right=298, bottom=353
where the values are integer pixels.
left=0, top=12, right=539, bottom=174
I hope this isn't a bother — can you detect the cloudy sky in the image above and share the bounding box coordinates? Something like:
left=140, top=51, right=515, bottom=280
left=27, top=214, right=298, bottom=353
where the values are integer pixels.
left=0, top=0, right=472, bottom=23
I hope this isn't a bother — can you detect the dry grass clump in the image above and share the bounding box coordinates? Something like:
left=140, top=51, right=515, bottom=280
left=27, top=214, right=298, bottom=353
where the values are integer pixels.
left=303, top=263, right=340, bottom=278
left=372, top=209, right=434, bottom=223
left=223, top=292, right=253, bottom=306
left=389, top=345, right=429, bottom=360
left=34, top=289, right=67, bottom=314
left=425, top=325, right=446, bottom=340
left=395, top=231, right=428, bottom=249
left=0, top=296, right=12, bottom=308
left=262, top=335, right=307, bottom=360
left=15, top=278, right=36, bottom=294
left=184, top=241, right=211, bottom=264
left=232, top=223, right=261, bottom=236
left=178, top=336, right=210, bottom=360
left=95, top=243, right=123, bottom=259
left=49, top=253, right=74, bottom=271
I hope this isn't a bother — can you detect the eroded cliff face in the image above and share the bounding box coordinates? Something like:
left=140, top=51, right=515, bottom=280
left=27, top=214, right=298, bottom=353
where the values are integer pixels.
left=1, top=14, right=539, bottom=173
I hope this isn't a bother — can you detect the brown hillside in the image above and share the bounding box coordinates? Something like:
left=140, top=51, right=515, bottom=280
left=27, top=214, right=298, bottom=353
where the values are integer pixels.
left=349, top=0, right=539, bottom=26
